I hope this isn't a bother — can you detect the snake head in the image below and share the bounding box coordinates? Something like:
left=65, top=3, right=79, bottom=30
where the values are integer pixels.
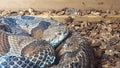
left=2, top=16, right=69, bottom=48
left=42, top=23, right=69, bottom=48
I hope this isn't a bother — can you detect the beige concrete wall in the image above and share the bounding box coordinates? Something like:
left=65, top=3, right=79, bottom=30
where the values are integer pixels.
left=0, top=0, right=119, bottom=10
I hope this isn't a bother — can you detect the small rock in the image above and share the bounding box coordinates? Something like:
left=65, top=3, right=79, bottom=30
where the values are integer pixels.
left=19, top=11, right=25, bottom=15
left=31, top=12, right=36, bottom=15
left=91, top=40, right=101, bottom=47
left=80, top=31, right=86, bottom=36
left=71, top=24, right=75, bottom=27
left=74, top=10, right=83, bottom=16
left=105, top=49, right=114, bottom=56
left=48, top=9, right=55, bottom=14
left=64, top=16, right=74, bottom=23
left=24, top=10, right=30, bottom=15
left=100, top=42, right=107, bottom=49
left=90, top=11, right=101, bottom=16
left=102, top=64, right=109, bottom=68
left=86, top=10, right=91, bottom=14
left=65, top=8, right=77, bottom=15
left=107, top=26, right=112, bottom=32
left=82, top=10, right=90, bottom=15
left=74, top=26, right=79, bottom=30
left=10, top=11, right=18, bottom=16
left=89, top=31, right=97, bottom=38
left=28, top=8, right=36, bottom=15
left=74, top=11, right=80, bottom=15
left=28, top=8, right=34, bottom=13
left=57, top=11, right=65, bottom=15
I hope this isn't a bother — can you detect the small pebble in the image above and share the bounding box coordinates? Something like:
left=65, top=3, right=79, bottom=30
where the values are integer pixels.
left=57, top=11, right=65, bottom=15
left=28, top=8, right=34, bottom=13
left=100, top=43, right=107, bottom=49
left=64, top=16, right=74, bottom=23
left=74, top=26, right=79, bottom=30
left=105, top=49, right=114, bottom=56
left=102, top=64, right=109, bottom=68
left=48, top=9, right=55, bottom=14
left=9, top=11, right=18, bottom=16
left=90, top=11, right=101, bottom=16
left=91, top=40, right=101, bottom=47
left=19, top=11, right=25, bottom=15
left=89, top=32, right=97, bottom=38
left=65, top=8, right=77, bottom=15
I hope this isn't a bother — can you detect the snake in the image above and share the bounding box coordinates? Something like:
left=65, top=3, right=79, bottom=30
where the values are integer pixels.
left=0, top=16, right=94, bottom=68
left=51, top=31, right=95, bottom=68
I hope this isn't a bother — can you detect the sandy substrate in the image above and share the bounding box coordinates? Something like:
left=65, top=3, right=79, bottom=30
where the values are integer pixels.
left=0, top=0, right=120, bottom=11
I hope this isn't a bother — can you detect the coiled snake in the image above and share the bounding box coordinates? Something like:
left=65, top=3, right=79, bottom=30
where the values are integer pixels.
left=0, top=16, right=94, bottom=68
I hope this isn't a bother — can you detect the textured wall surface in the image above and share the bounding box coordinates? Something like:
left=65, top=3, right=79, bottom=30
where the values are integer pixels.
left=0, top=0, right=119, bottom=10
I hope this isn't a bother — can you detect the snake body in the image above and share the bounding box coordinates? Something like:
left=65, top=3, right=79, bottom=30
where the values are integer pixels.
left=52, top=32, right=94, bottom=68
left=0, top=16, right=94, bottom=68
left=0, top=33, right=55, bottom=68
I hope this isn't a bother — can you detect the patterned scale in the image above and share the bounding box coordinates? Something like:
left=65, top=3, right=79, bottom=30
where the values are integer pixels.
left=0, top=31, right=10, bottom=56
left=0, top=31, right=55, bottom=68
left=0, top=56, right=38, bottom=68
left=51, top=32, right=95, bottom=68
